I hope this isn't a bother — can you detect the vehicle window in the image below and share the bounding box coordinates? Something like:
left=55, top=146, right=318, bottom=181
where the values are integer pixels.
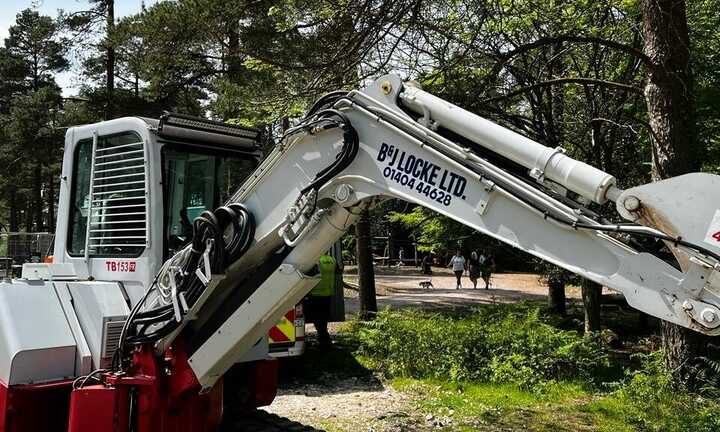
left=68, top=139, right=93, bottom=255
left=67, top=132, right=147, bottom=257
left=163, top=146, right=256, bottom=257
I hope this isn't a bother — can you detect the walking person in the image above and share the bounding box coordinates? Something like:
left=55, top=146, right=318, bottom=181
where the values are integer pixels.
left=468, top=251, right=482, bottom=289
left=448, top=250, right=466, bottom=289
left=422, top=253, right=433, bottom=275
left=396, top=247, right=405, bottom=267
left=480, top=251, right=496, bottom=290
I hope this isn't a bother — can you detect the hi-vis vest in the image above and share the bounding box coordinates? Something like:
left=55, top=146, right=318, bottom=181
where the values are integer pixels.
left=311, top=254, right=336, bottom=297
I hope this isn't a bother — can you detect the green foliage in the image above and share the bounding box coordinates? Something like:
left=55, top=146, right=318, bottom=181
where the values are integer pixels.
left=0, top=8, right=73, bottom=232
left=4, top=9, right=68, bottom=92
left=584, top=351, right=720, bottom=432
left=337, top=306, right=720, bottom=431
left=388, top=206, right=471, bottom=254
left=689, top=0, right=720, bottom=172
left=354, top=305, right=609, bottom=390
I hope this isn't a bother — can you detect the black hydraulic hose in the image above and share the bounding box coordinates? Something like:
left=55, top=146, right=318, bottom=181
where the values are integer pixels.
left=215, top=206, right=241, bottom=264
left=112, top=269, right=163, bottom=369
left=121, top=200, right=258, bottom=350
left=132, top=308, right=175, bottom=326
left=300, top=109, right=360, bottom=194
left=217, top=203, right=255, bottom=264
left=133, top=304, right=172, bottom=319
left=126, top=320, right=181, bottom=345
left=303, top=90, right=349, bottom=120
left=574, top=222, right=720, bottom=263
left=230, top=203, right=255, bottom=255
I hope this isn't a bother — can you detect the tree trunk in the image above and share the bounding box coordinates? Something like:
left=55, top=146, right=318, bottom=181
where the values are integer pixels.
left=547, top=275, right=567, bottom=316
left=386, top=231, right=395, bottom=267
left=581, top=280, right=602, bottom=333
left=355, top=208, right=377, bottom=320
left=642, top=0, right=698, bottom=177
left=661, top=323, right=706, bottom=389
left=105, top=0, right=115, bottom=119
left=24, top=193, right=33, bottom=232
left=281, top=117, right=290, bottom=133
left=8, top=187, right=19, bottom=232
left=641, top=0, right=706, bottom=390
left=46, top=168, right=56, bottom=232
left=226, top=19, right=241, bottom=83
left=32, top=163, right=43, bottom=232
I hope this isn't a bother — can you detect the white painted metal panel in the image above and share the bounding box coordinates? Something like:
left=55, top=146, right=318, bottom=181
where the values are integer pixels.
left=67, top=281, right=130, bottom=370
left=53, top=282, right=93, bottom=377
left=0, top=280, right=76, bottom=385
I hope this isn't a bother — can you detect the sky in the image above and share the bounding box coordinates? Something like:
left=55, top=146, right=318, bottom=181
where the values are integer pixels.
left=1, top=0, right=157, bottom=95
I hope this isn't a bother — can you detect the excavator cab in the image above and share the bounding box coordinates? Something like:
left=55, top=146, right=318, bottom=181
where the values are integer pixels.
left=55, top=114, right=262, bottom=290
left=0, top=114, right=291, bottom=432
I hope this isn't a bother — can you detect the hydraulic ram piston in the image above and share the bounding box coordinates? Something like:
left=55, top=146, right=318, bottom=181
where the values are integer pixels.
left=399, top=85, right=617, bottom=204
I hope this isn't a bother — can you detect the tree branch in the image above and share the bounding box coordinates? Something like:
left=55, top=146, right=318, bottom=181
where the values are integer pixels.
left=496, top=35, right=653, bottom=66
left=480, top=78, right=642, bottom=104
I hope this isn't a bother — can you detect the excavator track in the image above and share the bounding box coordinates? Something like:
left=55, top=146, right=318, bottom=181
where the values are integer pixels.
left=221, top=410, right=324, bottom=432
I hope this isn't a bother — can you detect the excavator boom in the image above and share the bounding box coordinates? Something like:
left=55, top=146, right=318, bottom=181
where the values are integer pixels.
left=131, top=75, right=720, bottom=391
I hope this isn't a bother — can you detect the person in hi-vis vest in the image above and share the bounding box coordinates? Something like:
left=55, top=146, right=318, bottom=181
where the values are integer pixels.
left=304, top=253, right=337, bottom=346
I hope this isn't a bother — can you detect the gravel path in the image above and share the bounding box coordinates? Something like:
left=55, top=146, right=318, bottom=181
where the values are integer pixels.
left=265, top=270, right=589, bottom=431
left=265, top=375, right=423, bottom=431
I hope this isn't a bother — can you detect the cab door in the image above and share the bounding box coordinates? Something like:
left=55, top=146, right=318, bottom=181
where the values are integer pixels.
left=54, top=118, right=162, bottom=305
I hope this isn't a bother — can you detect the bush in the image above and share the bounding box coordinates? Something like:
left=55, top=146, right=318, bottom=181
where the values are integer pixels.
left=588, top=351, right=720, bottom=432
left=354, top=304, right=609, bottom=390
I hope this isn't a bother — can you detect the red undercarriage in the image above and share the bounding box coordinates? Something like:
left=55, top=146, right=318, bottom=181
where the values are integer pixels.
left=0, top=344, right=278, bottom=432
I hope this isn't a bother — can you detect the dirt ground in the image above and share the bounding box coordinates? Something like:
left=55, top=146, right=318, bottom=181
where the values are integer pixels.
left=264, top=266, right=591, bottom=431
left=343, top=266, right=584, bottom=314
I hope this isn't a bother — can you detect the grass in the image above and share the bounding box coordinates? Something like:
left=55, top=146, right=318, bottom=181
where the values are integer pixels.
left=317, top=302, right=720, bottom=431
left=284, top=302, right=720, bottom=431
left=390, top=378, right=598, bottom=431
left=383, top=367, right=720, bottom=431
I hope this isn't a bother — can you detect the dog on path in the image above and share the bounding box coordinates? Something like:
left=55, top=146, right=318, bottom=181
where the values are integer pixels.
left=419, top=280, right=434, bottom=289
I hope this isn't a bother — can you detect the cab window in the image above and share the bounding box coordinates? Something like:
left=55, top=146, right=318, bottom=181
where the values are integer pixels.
left=162, top=146, right=256, bottom=257
left=68, top=139, right=93, bottom=255
left=68, top=132, right=147, bottom=257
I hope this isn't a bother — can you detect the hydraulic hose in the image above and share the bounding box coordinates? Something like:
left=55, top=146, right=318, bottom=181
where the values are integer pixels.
left=300, top=108, right=359, bottom=195
left=116, top=92, right=360, bottom=364
left=119, top=201, right=257, bottom=355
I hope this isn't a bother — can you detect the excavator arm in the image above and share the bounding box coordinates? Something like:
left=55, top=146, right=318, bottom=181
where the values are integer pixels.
left=121, top=75, right=720, bottom=392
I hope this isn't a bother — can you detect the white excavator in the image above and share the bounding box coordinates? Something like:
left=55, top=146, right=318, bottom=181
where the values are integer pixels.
left=1, top=74, right=720, bottom=432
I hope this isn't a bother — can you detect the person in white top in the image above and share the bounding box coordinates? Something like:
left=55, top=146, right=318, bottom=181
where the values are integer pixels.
left=448, top=250, right=467, bottom=289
